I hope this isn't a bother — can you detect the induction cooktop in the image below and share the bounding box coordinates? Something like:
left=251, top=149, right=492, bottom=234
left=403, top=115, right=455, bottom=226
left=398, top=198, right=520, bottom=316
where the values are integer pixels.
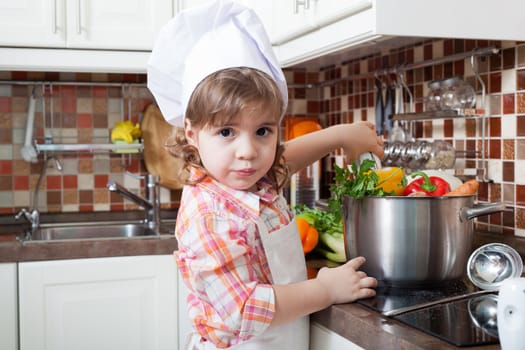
left=356, top=279, right=499, bottom=347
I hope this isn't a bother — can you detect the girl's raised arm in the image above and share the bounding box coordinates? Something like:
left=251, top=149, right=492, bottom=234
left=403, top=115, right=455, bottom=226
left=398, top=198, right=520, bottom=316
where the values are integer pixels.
left=283, top=121, right=384, bottom=175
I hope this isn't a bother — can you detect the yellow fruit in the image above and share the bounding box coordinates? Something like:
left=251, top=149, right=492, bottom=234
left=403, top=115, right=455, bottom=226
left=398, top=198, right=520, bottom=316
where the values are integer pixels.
left=111, top=121, right=141, bottom=143
left=373, top=167, right=405, bottom=195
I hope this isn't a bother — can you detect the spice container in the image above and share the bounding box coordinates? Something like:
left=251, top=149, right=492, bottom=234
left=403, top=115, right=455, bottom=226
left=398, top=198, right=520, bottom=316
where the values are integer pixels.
left=383, top=140, right=456, bottom=170
left=425, top=80, right=443, bottom=111
left=424, top=140, right=456, bottom=169
left=425, top=76, right=476, bottom=111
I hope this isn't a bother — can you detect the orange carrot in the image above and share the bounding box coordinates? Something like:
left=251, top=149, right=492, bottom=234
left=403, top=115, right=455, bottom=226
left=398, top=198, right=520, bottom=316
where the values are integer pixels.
left=444, top=179, right=479, bottom=196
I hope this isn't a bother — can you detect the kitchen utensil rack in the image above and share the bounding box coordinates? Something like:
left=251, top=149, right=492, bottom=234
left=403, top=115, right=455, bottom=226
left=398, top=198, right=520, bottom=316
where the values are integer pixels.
left=0, top=81, right=148, bottom=154
left=297, top=46, right=498, bottom=182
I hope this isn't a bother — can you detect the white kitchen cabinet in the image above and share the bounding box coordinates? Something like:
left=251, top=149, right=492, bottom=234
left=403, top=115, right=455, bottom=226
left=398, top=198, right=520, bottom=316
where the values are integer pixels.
left=0, top=0, right=173, bottom=50
left=310, top=322, right=363, bottom=350
left=0, top=263, right=18, bottom=350
left=0, top=0, right=174, bottom=73
left=266, top=0, right=525, bottom=67
left=18, top=255, right=178, bottom=350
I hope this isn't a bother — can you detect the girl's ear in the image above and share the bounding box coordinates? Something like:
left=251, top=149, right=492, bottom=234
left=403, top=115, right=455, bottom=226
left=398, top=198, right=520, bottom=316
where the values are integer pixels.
left=184, top=119, right=197, bottom=146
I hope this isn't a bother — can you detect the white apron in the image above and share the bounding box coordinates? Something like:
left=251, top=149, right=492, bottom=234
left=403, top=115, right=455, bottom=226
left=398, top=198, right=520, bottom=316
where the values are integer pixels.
left=186, top=218, right=310, bottom=350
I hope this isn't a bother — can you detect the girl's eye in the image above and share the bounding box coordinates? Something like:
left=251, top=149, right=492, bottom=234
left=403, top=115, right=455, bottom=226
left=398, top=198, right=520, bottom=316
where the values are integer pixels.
left=256, top=127, right=271, bottom=136
left=219, top=128, right=233, bottom=137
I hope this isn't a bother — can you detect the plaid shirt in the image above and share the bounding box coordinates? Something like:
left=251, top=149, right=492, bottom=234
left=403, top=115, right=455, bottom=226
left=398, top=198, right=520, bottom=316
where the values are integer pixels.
left=175, top=168, right=293, bottom=348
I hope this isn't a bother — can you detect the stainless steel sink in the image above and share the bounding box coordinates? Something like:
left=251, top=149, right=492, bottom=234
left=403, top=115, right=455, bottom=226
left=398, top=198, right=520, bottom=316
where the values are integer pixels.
left=27, top=221, right=174, bottom=242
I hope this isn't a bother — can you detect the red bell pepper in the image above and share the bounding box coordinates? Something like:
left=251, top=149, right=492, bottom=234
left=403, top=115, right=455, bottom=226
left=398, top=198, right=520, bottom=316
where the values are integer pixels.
left=403, top=171, right=451, bottom=197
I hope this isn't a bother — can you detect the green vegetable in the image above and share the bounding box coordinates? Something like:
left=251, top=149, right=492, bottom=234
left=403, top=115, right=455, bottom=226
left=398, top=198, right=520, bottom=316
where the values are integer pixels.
left=295, top=205, right=346, bottom=263
left=328, top=159, right=390, bottom=222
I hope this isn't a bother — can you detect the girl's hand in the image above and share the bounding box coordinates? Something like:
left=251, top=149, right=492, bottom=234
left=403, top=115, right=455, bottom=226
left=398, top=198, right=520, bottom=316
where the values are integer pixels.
left=316, top=256, right=377, bottom=304
left=342, top=122, right=384, bottom=163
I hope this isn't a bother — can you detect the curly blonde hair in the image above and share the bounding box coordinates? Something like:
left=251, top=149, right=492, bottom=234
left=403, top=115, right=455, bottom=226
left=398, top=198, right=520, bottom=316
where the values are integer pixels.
left=166, top=67, right=289, bottom=191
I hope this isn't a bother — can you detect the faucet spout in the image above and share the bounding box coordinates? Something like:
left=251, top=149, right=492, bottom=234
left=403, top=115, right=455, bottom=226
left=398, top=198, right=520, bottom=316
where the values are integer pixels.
left=107, top=180, right=152, bottom=209
left=107, top=174, right=160, bottom=233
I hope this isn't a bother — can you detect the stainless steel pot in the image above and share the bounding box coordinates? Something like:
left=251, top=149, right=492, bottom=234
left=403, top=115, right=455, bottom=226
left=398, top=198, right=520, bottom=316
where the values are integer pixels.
left=342, top=195, right=506, bottom=286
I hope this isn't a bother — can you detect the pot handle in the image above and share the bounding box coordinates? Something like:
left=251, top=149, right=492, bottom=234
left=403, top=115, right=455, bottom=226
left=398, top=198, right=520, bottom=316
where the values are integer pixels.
left=461, top=202, right=507, bottom=222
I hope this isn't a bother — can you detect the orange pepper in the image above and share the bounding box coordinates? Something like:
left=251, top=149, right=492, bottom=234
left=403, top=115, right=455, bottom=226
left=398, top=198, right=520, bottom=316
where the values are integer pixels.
left=296, top=217, right=319, bottom=254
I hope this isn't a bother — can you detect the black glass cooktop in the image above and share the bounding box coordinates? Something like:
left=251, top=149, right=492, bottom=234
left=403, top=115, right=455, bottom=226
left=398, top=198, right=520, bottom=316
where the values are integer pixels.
left=357, top=279, right=499, bottom=347
left=394, top=295, right=499, bottom=347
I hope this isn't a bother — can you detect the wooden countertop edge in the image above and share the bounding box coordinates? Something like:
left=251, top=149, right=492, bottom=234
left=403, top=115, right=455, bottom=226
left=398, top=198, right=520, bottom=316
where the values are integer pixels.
left=0, top=235, right=178, bottom=263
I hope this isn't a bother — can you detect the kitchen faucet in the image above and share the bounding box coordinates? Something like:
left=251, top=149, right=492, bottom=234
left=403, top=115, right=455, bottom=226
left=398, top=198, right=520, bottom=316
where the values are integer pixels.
left=15, top=154, right=62, bottom=237
left=106, top=174, right=161, bottom=234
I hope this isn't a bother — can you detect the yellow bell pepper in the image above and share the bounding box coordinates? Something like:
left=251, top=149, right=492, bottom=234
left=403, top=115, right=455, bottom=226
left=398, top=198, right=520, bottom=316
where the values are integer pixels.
left=373, top=167, right=405, bottom=195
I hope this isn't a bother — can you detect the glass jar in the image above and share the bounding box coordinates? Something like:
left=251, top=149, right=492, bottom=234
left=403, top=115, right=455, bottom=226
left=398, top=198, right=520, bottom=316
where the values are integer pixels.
left=425, top=80, right=443, bottom=111
left=455, top=80, right=476, bottom=109
left=440, top=76, right=462, bottom=110
left=424, top=140, right=456, bottom=169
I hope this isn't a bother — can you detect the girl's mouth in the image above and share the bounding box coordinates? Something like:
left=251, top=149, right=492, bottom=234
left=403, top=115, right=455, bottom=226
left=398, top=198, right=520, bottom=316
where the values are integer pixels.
left=236, top=168, right=256, bottom=176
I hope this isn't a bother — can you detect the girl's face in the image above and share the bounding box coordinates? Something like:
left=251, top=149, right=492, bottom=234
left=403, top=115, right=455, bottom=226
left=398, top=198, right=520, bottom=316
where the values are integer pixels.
left=185, top=104, right=279, bottom=191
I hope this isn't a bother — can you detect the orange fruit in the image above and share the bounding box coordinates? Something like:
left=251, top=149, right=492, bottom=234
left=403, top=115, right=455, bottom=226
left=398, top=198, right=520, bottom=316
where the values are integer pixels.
left=289, top=120, right=322, bottom=140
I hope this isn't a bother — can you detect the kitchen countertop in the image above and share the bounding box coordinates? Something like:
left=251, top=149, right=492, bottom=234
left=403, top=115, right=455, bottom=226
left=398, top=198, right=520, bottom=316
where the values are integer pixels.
left=2, top=212, right=523, bottom=349
left=0, top=210, right=178, bottom=263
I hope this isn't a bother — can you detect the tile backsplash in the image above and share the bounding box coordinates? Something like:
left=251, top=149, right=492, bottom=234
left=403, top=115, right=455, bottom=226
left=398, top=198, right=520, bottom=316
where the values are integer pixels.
left=284, top=39, right=525, bottom=237
left=0, top=71, right=181, bottom=214
left=1, top=39, right=524, bottom=237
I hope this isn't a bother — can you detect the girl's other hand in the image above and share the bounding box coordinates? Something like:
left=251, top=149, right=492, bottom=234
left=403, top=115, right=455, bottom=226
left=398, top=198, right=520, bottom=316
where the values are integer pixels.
left=342, top=122, right=384, bottom=163
left=316, top=256, right=377, bottom=304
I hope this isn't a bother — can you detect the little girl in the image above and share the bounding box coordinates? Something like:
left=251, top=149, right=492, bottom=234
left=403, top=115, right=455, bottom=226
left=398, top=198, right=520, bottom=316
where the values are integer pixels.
left=148, top=1, right=383, bottom=349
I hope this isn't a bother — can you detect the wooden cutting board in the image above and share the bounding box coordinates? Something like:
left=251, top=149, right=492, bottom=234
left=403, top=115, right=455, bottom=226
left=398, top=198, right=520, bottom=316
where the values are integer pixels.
left=141, top=104, right=187, bottom=189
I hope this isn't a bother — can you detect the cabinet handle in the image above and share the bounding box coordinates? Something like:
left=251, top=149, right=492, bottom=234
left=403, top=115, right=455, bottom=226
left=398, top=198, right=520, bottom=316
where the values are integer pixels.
left=51, top=0, right=57, bottom=34
left=76, top=0, right=82, bottom=34
left=294, top=0, right=310, bottom=14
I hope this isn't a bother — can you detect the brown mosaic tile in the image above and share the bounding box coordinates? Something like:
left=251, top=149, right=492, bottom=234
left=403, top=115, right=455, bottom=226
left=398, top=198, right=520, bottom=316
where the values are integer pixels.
left=517, top=116, right=525, bottom=136
left=503, top=47, right=516, bottom=69
left=516, top=207, right=525, bottom=229
left=490, top=182, right=502, bottom=202
left=490, top=53, right=502, bottom=71
left=489, top=139, right=501, bottom=159
left=518, top=45, right=525, bottom=67
left=47, top=190, right=61, bottom=206
left=503, top=139, right=515, bottom=159
left=503, top=183, right=515, bottom=203
left=503, top=93, right=515, bottom=114
left=489, top=72, right=501, bottom=93
left=0, top=176, right=12, bottom=190
left=517, top=140, right=525, bottom=159
left=503, top=161, right=514, bottom=182
left=94, top=188, right=109, bottom=204
left=517, top=69, right=525, bottom=90
left=489, top=117, right=501, bottom=137
left=79, top=190, right=94, bottom=204
left=516, top=185, right=525, bottom=206
left=443, top=62, right=454, bottom=78
left=517, top=93, right=525, bottom=114
left=63, top=190, right=78, bottom=205
left=503, top=208, right=515, bottom=228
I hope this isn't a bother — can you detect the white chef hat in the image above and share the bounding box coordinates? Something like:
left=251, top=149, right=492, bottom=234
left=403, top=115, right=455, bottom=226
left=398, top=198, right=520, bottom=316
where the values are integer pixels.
left=147, top=0, right=288, bottom=127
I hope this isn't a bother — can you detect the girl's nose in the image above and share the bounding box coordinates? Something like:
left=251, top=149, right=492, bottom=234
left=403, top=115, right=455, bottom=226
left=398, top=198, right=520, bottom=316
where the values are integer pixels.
left=236, top=135, right=258, bottom=159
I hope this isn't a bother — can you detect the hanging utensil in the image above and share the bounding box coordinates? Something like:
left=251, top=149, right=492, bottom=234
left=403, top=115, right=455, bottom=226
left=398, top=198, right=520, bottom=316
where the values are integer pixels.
left=374, top=74, right=384, bottom=136
left=388, top=76, right=406, bottom=142
left=398, top=69, right=415, bottom=141
left=383, top=80, right=394, bottom=135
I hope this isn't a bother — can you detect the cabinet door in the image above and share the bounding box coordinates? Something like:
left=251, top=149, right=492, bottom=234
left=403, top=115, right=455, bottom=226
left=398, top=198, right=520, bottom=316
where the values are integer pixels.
left=19, top=255, right=177, bottom=350
left=66, top=0, right=173, bottom=50
left=269, top=0, right=316, bottom=45
left=0, top=0, right=65, bottom=47
left=310, top=322, right=364, bottom=350
left=0, top=263, right=18, bottom=350
left=313, top=0, right=372, bottom=27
